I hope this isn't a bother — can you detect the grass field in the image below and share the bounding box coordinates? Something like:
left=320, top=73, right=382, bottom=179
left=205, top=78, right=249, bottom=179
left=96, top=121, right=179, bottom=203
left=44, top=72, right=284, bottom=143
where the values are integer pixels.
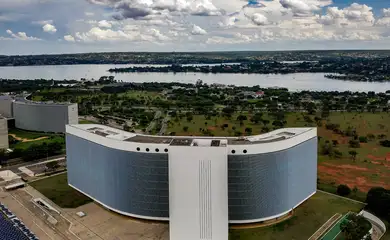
left=13, top=136, right=65, bottom=150
left=8, top=129, right=50, bottom=139
left=119, top=90, right=163, bottom=100
left=168, top=111, right=390, bottom=194
left=229, top=191, right=364, bottom=240
left=30, top=173, right=92, bottom=208
left=79, top=119, right=98, bottom=124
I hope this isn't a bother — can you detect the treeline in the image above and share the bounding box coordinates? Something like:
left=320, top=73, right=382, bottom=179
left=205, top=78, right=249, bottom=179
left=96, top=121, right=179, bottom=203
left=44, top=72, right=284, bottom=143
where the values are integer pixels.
left=0, top=79, right=78, bottom=93
left=2, top=50, right=390, bottom=66
left=1, top=136, right=65, bottom=163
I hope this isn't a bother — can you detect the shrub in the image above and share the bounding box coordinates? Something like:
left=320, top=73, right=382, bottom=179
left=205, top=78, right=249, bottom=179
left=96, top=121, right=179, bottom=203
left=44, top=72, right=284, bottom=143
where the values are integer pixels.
left=337, top=184, right=351, bottom=196
left=358, top=136, right=368, bottom=143
left=334, top=149, right=343, bottom=158
left=380, top=140, right=390, bottom=148
left=349, top=140, right=360, bottom=148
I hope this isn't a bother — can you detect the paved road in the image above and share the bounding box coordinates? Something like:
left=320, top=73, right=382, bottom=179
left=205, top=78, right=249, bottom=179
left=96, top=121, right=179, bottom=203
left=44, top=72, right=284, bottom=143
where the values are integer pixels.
left=146, top=110, right=162, bottom=133
left=0, top=154, right=66, bottom=174
left=158, top=115, right=170, bottom=136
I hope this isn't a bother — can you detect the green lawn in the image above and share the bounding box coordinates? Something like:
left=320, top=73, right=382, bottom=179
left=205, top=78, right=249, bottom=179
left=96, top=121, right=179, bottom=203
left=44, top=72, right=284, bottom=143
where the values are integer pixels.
left=30, top=173, right=92, bottom=208
left=8, top=129, right=49, bottom=139
left=119, top=90, right=163, bottom=100
left=79, top=119, right=98, bottom=124
left=12, top=136, right=65, bottom=150
left=229, top=191, right=364, bottom=240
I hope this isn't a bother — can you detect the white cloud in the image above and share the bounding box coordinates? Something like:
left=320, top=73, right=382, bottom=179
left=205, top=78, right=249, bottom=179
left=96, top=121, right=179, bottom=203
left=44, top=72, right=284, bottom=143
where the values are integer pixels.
left=85, top=12, right=95, bottom=16
left=86, top=0, right=223, bottom=19
left=64, top=35, right=76, bottom=42
left=42, top=23, right=57, bottom=33
left=191, top=24, right=207, bottom=35
left=98, top=20, right=112, bottom=28
left=32, top=19, right=53, bottom=25
left=280, top=0, right=331, bottom=17
left=6, top=29, right=41, bottom=40
left=250, top=13, right=268, bottom=26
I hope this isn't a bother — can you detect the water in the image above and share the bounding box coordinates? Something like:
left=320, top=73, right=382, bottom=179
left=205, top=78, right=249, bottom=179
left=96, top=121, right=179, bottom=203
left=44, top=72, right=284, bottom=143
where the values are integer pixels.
left=1, top=64, right=390, bottom=92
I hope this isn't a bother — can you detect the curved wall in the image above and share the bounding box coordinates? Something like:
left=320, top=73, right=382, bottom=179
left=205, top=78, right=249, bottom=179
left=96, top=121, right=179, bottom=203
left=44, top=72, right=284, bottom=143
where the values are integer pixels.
left=66, top=134, right=169, bottom=220
left=13, top=102, right=78, bottom=133
left=66, top=132, right=317, bottom=222
left=228, top=137, right=317, bottom=223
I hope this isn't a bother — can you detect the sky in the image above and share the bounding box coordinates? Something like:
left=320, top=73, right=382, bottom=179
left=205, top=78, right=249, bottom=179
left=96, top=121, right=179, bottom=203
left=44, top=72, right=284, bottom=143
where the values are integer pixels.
left=0, top=0, right=390, bottom=55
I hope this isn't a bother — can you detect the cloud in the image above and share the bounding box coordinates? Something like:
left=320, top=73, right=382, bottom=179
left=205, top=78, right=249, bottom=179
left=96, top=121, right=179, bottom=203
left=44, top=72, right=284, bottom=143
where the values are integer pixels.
left=87, top=0, right=223, bottom=20
left=206, top=33, right=253, bottom=44
left=376, top=8, right=390, bottom=26
left=85, top=11, right=95, bottom=16
left=319, top=3, right=375, bottom=27
left=249, top=13, right=268, bottom=26
left=280, top=0, right=331, bottom=17
left=43, top=23, right=57, bottom=33
left=191, top=24, right=207, bottom=35
left=98, top=20, right=112, bottom=28
left=32, top=19, right=53, bottom=25
left=64, top=35, right=76, bottom=42
left=73, top=25, right=171, bottom=43
left=6, top=29, right=41, bottom=40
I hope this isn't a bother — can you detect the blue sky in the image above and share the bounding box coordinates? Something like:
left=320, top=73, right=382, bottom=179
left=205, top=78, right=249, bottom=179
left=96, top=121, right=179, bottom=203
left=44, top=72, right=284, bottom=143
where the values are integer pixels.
left=0, top=0, right=390, bottom=55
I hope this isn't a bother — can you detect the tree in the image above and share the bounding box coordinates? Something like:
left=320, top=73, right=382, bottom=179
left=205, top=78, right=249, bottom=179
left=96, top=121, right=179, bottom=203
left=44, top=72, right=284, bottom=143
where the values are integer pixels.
left=379, top=140, right=390, bottom=147
left=349, top=150, right=357, bottom=161
left=236, top=115, right=247, bottom=121
left=359, top=136, right=368, bottom=143
left=245, top=127, right=252, bottom=135
left=262, top=119, right=270, bottom=126
left=321, top=142, right=333, bottom=156
left=340, top=213, right=372, bottom=240
left=366, top=187, right=390, bottom=221
left=349, top=140, right=360, bottom=148
left=183, top=126, right=189, bottom=132
left=334, top=149, right=343, bottom=158
left=337, top=184, right=351, bottom=196
left=332, top=140, right=339, bottom=147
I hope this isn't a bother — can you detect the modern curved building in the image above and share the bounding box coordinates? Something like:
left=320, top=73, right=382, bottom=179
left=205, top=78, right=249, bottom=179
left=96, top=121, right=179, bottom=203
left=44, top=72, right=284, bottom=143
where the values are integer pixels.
left=13, top=100, right=78, bottom=133
left=0, top=96, right=78, bottom=133
left=66, top=124, right=317, bottom=240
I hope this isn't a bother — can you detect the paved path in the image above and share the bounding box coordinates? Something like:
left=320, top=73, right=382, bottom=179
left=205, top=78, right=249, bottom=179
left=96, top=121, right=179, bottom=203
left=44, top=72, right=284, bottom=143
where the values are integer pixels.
left=145, top=111, right=161, bottom=133
left=158, top=115, right=170, bottom=136
left=1, top=154, right=66, bottom=174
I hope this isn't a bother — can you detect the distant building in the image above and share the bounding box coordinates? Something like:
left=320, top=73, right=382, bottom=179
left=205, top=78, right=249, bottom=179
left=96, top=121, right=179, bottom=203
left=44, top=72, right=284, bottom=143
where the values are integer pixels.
left=255, top=91, right=265, bottom=98
left=0, top=95, right=78, bottom=133
left=0, top=96, right=14, bottom=118
left=0, top=116, right=8, bottom=150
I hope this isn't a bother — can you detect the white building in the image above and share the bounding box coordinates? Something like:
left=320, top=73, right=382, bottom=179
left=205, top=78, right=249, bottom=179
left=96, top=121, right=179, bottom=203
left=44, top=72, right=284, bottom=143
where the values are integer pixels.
left=66, top=124, right=318, bottom=240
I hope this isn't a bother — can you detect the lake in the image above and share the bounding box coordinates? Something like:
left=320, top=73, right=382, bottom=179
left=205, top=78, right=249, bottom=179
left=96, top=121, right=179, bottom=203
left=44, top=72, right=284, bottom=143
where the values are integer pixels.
left=1, top=64, right=390, bottom=92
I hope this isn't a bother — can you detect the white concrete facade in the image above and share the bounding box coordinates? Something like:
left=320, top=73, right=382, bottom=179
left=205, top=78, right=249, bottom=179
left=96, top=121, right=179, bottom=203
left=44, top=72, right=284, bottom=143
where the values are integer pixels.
left=0, top=117, right=8, bottom=150
left=169, top=144, right=229, bottom=240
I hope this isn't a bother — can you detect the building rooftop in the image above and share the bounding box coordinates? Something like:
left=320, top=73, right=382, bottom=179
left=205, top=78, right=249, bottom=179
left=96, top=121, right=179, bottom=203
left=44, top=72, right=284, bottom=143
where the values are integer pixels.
left=0, top=94, right=75, bottom=106
left=69, top=124, right=314, bottom=146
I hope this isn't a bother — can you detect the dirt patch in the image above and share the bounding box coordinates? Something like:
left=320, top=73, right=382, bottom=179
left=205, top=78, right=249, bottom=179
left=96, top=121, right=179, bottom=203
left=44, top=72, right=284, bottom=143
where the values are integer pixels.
left=207, top=126, right=216, bottom=131
left=367, top=154, right=384, bottom=161
left=318, top=163, right=390, bottom=192
left=9, top=134, right=48, bottom=143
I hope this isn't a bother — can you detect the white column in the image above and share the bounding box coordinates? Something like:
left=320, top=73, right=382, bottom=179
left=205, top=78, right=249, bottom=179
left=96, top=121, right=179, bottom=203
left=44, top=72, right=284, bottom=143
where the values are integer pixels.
left=169, top=145, right=229, bottom=240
